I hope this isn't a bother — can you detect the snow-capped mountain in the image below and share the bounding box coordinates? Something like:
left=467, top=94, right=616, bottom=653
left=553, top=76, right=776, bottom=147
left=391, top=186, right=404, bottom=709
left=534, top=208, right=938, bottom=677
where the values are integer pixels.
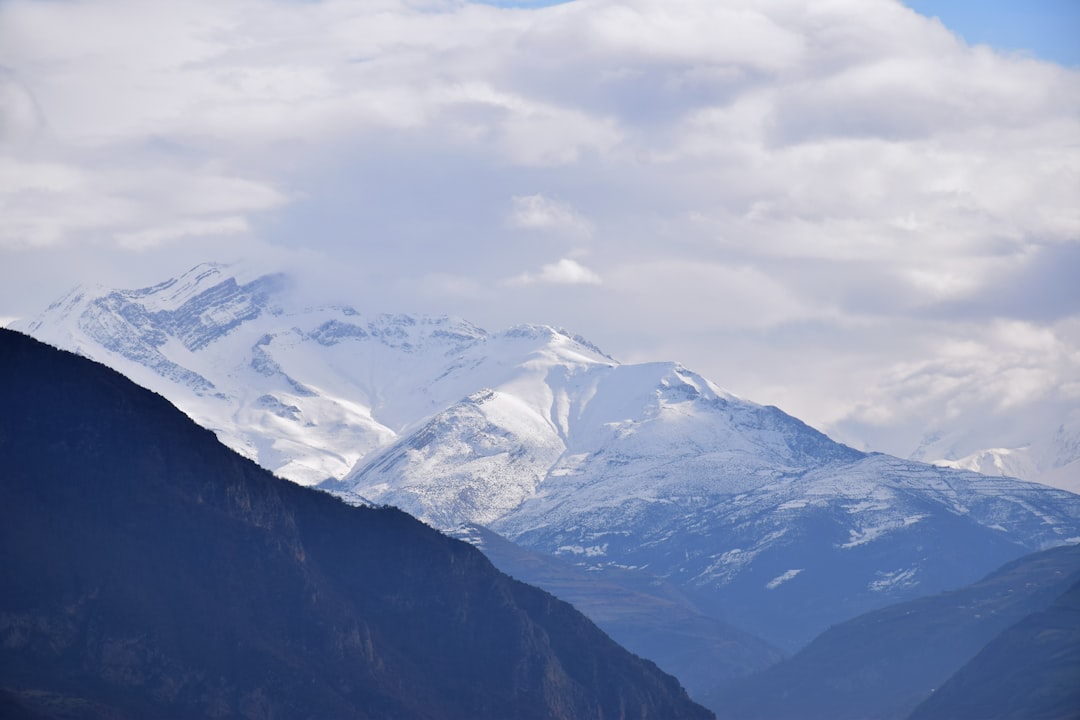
left=17, top=263, right=498, bottom=485
left=918, top=414, right=1080, bottom=495
left=14, top=263, right=1080, bottom=653
left=345, top=359, right=858, bottom=528
left=344, top=350, right=1080, bottom=647
left=1, top=327, right=711, bottom=720
left=833, top=388, right=1080, bottom=494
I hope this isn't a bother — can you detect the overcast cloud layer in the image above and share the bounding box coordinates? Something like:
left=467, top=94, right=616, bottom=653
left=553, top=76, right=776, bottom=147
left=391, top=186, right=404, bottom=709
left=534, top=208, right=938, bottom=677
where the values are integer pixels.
left=1, top=0, right=1078, bottom=467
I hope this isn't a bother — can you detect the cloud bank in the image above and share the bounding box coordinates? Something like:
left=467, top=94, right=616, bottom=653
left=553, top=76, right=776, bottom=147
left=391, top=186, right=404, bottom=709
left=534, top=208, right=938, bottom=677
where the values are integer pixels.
left=1, top=0, right=1077, bottom=470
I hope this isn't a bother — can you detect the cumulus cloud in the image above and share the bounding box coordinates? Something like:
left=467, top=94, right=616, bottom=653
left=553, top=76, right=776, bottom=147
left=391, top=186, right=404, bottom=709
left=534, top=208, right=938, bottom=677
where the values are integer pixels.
left=509, top=194, right=593, bottom=237
left=0, top=0, right=1077, bottom=468
left=507, top=258, right=602, bottom=285
left=829, top=318, right=1080, bottom=462
left=114, top=217, right=250, bottom=251
left=0, top=156, right=286, bottom=249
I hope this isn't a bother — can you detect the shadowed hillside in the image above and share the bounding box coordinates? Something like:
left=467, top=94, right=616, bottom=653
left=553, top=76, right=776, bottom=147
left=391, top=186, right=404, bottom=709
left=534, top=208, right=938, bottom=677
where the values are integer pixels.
left=908, top=578, right=1080, bottom=720
left=0, top=329, right=711, bottom=720
left=708, top=543, right=1080, bottom=720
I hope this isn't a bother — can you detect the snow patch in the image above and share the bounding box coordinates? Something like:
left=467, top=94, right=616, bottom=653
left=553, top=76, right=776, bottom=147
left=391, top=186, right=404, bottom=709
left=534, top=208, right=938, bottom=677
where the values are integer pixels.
left=765, top=569, right=803, bottom=590
left=869, top=566, right=919, bottom=592
left=557, top=544, right=608, bottom=558
left=840, top=515, right=926, bottom=549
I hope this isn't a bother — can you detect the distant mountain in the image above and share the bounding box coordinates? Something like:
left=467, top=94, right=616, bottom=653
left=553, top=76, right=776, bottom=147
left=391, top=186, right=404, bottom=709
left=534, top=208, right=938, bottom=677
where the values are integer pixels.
left=706, top=543, right=1080, bottom=720
left=834, top=394, right=1080, bottom=495
left=908, top=576, right=1080, bottom=720
left=924, top=415, right=1080, bottom=496
left=15, top=263, right=1080, bottom=659
left=0, top=328, right=711, bottom=720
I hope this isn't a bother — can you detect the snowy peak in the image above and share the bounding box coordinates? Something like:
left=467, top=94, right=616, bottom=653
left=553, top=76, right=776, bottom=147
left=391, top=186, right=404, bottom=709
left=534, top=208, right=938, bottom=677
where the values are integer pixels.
left=21, top=263, right=865, bottom=525
left=115, top=271, right=283, bottom=353
left=308, top=313, right=488, bottom=355
left=350, top=386, right=567, bottom=527
left=344, top=351, right=864, bottom=529
left=926, top=414, right=1080, bottom=494
left=497, top=324, right=615, bottom=363
left=16, top=262, right=1080, bottom=656
left=11, top=264, right=635, bottom=488
left=17, top=263, right=286, bottom=364
left=19, top=285, right=97, bottom=336
left=125, top=262, right=247, bottom=314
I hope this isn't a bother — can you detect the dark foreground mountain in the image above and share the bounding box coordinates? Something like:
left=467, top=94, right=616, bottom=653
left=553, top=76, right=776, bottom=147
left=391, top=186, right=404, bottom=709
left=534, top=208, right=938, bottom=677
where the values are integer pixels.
left=908, top=576, right=1080, bottom=720
left=707, top=543, right=1080, bottom=720
left=453, top=524, right=783, bottom=700
left=0, top=329, right=711, bottom=720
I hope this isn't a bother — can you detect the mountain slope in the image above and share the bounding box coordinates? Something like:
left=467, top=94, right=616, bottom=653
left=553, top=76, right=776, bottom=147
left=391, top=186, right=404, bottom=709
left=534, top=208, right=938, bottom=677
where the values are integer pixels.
left=453, top=523, right=783, bottom=700
left=706, top=543, right=1080, bottom=720
left=490, top=449, right=1080, bottom=649
left=0, top=328, right=711, bottom=720
left=14, top=263, right=499, bottom=486
left=15, top=264, right=1080, bottom=655
left=908, top=577, right=1080, bottom=720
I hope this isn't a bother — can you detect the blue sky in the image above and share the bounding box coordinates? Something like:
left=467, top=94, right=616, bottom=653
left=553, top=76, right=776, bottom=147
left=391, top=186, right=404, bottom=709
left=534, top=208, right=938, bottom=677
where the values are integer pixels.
left=481, top=0, right=1080, bottom=66
left=1, top=0, right=1077, bottom=467
left=905, top=0, right=1080, bottom=66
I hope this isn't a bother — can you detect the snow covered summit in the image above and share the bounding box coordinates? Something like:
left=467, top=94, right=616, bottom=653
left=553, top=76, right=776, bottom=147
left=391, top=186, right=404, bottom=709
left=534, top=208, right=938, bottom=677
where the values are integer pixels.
left=15, top=263, right=1080, bottom=651
left=17, top=263, right=509, bottom=485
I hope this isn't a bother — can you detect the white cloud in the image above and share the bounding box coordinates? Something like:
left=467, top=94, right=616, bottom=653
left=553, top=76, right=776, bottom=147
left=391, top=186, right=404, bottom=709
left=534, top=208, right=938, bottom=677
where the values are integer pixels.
left=114, top=217, right=250, bottom=251
left=0, top=73, right=43, bottom=143
left=508, top=258, right=602, bottom=285
left=0, top=158, right=84, bottom=194
left=0, top=158, right=285, bottom=248
left=830, top=318, right=1080, bottom=456
left=605, top=259, right=824, bottom=329
left=509, top=194, right=593, bottom=237
left=0, top=0, right=1077, bottom=472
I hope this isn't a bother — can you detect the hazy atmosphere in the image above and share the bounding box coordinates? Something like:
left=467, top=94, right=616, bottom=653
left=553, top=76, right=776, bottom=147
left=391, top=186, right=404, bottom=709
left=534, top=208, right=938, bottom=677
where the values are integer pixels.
left=2, top=0, right=1078, bottom=461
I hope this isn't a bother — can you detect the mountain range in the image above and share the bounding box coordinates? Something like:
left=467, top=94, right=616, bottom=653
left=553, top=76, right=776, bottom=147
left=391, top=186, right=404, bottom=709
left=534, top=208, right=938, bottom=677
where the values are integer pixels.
left=918, top=419, right=1080, bottom=496
left=0, top=327, right=710, bottom=719
left=708, top=542, right=1080, bottom=719
left=14, top=262, right=1080, bottom=693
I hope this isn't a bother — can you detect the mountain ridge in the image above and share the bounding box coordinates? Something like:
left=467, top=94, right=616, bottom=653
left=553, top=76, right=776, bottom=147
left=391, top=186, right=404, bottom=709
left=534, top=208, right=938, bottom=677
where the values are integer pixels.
left=708, top=543, right=1080, bottom=720
left=0, top=326, right=711, bottom=720
left=15, top=264, right=1080, bottom=659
